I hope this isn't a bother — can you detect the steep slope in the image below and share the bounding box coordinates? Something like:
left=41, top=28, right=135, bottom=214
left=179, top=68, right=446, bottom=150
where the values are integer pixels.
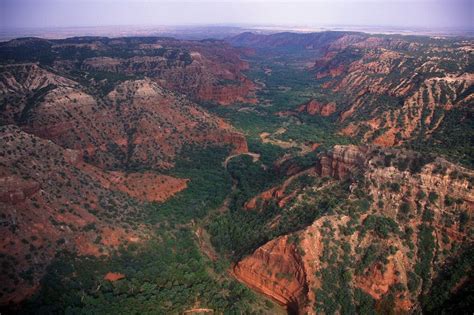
left=228, top=31, right=473, bottom=164
left=312, top=35, right=474, bottom=163
left=231, top=146, right=473, bottom=314
left=0, top=64, right=248, bottom=170
left=0, top=125, right=162, bottom=304
left=0, top=43, right=250, bottom=307
left=0, top=63, right=77, bottom=124
left=2, top=32, right=473, bottom=314
left=0, top=37, right=256, bottom=105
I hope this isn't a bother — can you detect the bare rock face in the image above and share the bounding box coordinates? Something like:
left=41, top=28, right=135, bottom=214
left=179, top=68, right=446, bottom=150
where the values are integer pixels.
left=0, top=63, right=78, bottom=125
left=76, top=38, right=257, bottom=105
left=245, top=168, right=317, bottom=210
left=82, top=166, right=188, bottom=203
left=0, top=63, right=76, bottom=96
left=0, top=176, right=40, bottom=204
left=104, top=272, right=125, bottom=282
left=317, top=145, right=367, bottom=179
left=297, top=99, right=336, bottom=117
left=233, top=235, right=308, bottom=313
left=219, top=132, right=249, bottom=154
left=234, top=215, right=350, bottom=315
left=234, top=145, right=473, bottom=314
left=0, top=65, right=248, bottom=170
left=0, top=40, right=253, bottom=305
left=313, top=36, right=474, bottom=147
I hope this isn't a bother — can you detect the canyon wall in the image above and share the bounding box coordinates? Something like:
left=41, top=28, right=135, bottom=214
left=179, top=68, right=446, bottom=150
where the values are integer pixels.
left=233, top=145, right=473, bottom=314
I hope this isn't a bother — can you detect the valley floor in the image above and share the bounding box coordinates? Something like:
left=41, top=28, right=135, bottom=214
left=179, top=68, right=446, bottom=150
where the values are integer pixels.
left=1, top=33, right=473, bottom=314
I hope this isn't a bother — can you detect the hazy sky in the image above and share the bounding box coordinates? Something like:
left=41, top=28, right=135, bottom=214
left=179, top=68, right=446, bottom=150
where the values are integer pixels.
left=1, top=0, right=472, bottom=30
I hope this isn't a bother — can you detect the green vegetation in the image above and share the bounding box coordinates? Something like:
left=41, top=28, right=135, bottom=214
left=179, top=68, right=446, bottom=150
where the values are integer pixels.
left=206, top=51, right=356, bottom=153
left=407, top=105, right=474, bottom=168
left=4, top=34, right=472, bottom=314
left=314, top=225, right=377, bottom=315
left=226, top=154, right=280, bottom=209
left=361, top=215, right=400, bottom=239
left=18, top=84, right=57, bottom=124
left=146, top=146, right=233, bottom=225
left=203, top=52, right=360, bottom=262
left=415, top=223, right=435, bottom=291
left=23, top=230, right=259, bottom=314
left=428, top=192, right=439, bottom=204
left=315, top=231, right=356, bottom=314
left=19, top=146, right=276, bottom=313
left=422, top=248, right=474, bottom=313
left=208, top=178, right=350, bottom=260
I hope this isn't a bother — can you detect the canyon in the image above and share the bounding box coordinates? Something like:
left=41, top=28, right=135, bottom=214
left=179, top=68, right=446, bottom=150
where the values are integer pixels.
left=233, top=145, right=473, bottom=314
left=0, top=31, right=472, bottom=314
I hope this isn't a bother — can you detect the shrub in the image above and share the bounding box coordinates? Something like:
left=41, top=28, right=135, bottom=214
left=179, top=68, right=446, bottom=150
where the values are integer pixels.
left=362, top=215, right=400, bottom=238
left=428, top=192, right=438, bottom=203
left=389, top=182, right=401, bottom=192
left=444, top=195, right=455, bottom=207
left=399, top=202, right=411, bottom=215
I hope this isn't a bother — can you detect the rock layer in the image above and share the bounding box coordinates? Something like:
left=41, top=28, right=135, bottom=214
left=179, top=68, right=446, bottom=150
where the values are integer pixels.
left=234, top=145, right=474, bottom=314
left=233, top=235, right=308, bottom=314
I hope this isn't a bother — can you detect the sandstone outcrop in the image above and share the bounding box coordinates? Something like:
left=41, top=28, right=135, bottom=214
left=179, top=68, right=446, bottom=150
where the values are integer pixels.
left=104, top=272, right=126, bottom=282
left=233, top=235, right=308, bottom=314
left=316, top=145, right=367, bottom=179
left=297, top=99, right=336, bottom=117
left=312, top=36, right=473, bottom=147
left=245, top=168, right=317, bottom=210
left=234, top=145, right=473, bottom=314
left=0, top=66, right=248, bottom=170
left=0, top=38, right=254, bottom=305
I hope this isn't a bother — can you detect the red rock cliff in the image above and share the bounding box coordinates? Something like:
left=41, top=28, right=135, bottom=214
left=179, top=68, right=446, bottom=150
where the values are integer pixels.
left=233, top=235, right=308, bottom=314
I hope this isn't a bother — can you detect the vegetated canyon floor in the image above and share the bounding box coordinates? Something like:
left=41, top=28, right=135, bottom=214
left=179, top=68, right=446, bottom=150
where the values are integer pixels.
left=0, top=32, right=473, bottom=314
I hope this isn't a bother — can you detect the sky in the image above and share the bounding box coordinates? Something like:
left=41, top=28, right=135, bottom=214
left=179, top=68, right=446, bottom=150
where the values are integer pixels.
left=1, top=0, right=473, bottom=31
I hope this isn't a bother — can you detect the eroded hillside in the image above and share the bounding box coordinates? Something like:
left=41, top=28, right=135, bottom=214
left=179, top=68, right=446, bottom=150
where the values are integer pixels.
left=1, top=32, right=473, bottom=314
left=228, top=146, right=473, bottom=314
left=0, top=36, right=257, bottom=104
left=0, top=64, right=247, bottom=170
left=312, top=35, right=474, bottom=164
left=0, top=37, right=254, bottom=308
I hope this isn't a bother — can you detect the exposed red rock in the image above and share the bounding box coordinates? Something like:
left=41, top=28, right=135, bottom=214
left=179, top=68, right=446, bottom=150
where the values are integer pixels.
left=312, top=37, right=474, bottom=146
left=245, top=168, right=317, bottom=210
left=80, top=164, right=188, bottom=203
left=356, top=253, right=414, bottom=312
left=0, top=126, right=146, bottom=303
left=0, top=39, right=252, bottom=306
left=104, top=272, right=126, bottom=282
left=234, top=145, right=474, bottom=314
left=233, top=235, right=308, bottom=313
left=0, top=66, right=248, bottom=170
left=297, top=99, right=336, bottom=117
left=317, top=145, right=367, bottom=179
left=76, top=38, right=257, bottom=105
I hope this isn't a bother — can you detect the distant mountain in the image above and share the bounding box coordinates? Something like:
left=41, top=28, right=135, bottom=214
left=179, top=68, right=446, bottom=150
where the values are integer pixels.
left=227, top=31, right=357, bottom=51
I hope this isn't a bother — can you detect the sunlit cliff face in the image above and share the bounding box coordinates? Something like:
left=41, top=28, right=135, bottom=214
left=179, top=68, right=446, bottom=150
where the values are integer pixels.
left=0, top=27, right=472, bottom=314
